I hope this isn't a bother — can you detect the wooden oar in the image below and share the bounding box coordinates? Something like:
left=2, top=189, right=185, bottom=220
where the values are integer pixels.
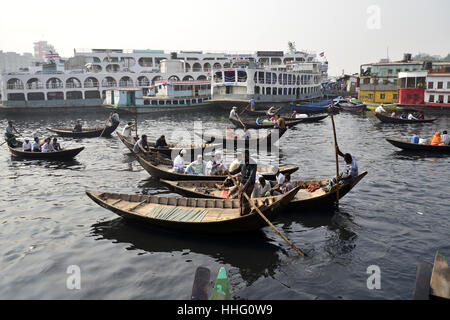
left=238, top=105, right=250, bottom=116
left=99, top=115, right=112, bottom=137
left=225, top=170, right=306, bottom=257
left=329, top=105, right=340, bottom=208
left=235, top=113, right=247, bottom=130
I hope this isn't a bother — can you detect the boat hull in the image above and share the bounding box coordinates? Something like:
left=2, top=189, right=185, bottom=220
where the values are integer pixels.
left=375, top=113, right=436, bottom=124
left=386, top=139, right=450, bottom=153
left=47, top=121, right=120, bottom=138
left=8, top=146, right=84, bottom=160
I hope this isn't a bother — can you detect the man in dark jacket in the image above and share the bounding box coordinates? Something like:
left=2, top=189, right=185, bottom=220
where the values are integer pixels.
left=230, top=149, right=257, bottom=216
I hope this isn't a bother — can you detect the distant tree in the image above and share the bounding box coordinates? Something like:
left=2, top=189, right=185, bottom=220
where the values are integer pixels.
left=412, top=53, right=450, bottom=61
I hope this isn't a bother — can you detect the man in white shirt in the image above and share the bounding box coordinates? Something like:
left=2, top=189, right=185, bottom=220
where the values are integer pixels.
left=173, top=149, right=187, bottom=173
left=133, top=135, right=149, bottom=154
left=42, top=138, right=56, bottom=153
left=228, top=152, right=242, bottom=173
left=251, top=177, right=271, bottom=198
left=375, top=104, right=386, bottom=113
left=408, top=113, right=418, bottom=120
left=22, top=138, right=32, bottom=151
left=229, top=107, right=238, bottom=120
left=441, top=131, right=450, bottom=145
left=122, top=122, right=135, bottom=139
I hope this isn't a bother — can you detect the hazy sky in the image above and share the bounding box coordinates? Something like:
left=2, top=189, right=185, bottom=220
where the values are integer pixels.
left=0, top=0, right=449, bottom=76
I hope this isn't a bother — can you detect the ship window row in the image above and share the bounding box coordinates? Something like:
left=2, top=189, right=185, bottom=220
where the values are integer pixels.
left=253, top=73, right=320, bottom=85
left=254, top=86, right=320, bottom=96
left=143, top=98, right=206, bottom=106
left=173, top=84, right=211, bottom=91
left=7, top=90, right=101, bottom=101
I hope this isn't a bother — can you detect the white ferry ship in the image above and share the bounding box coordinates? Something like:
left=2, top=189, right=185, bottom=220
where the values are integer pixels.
left=0, top=48, right=325, bottom=111
left=211, top=57, right=323, bottom=109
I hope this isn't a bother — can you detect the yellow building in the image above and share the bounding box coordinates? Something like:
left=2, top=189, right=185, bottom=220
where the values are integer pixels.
left=358, top=86, right=399, bottom=104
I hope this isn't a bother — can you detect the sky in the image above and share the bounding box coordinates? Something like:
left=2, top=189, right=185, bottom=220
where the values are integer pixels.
left=0, top=0, right=449, bottom=76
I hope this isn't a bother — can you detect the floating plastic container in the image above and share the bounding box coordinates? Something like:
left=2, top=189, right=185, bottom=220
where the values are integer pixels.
left=411, top=136, right=419, bottom=144
left=419, top=138, right=427, bottom=144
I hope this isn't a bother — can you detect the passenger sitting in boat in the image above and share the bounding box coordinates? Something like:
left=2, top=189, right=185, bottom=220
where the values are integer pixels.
left=228, top=152, right=243, bottom=173
left=375, top=104, right=386, bottom=113
left=328, top=149, right=359, bottom=187
left=205, top=151, right=227, bottom=176
left=431, top=132, right=442, bottom=146
left=50, top=138, right=62, bottom=151
left=272, top=175, right=294, bottom=196
left=269, top=115, right=279, bottom=122
left=256, top=118, right=264, bottom=125
left=229, top=107, right=238, bottom=120
left=173, top=149, right=187, bottom=173
left=73, top=120, right=82, bottom=132
left=155, top=135, right=168, bottom=149
left=400, top=114, right=407, bottom=120
left=225, top=126, right=235, bottom=139
left=122, top=122, right=135, bottom=139
left=408, top=113, right=418, bottom=120
left=441, top=131, right=450, bottom=145
left=251, top=177, right=271, bottom=198
left=32, top=137, right=41, bottom=152
left=267, top=106, right=276, bottom=116
left=185, top=155, right=207, bottom=175
left=230, top=149, right=258, bottom=216
left=22, top=137, right=32, bottom=151
left=133, top=134, right=150, bottom=154
left=416, top=112, right=424, bottom=120
left=275, top=117, right=286, bottom=130
left=391, top=112, right=396, bottom=118
left=42, top=138, right=56, bottom=153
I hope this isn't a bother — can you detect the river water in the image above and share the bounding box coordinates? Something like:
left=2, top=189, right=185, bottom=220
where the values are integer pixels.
left=0, top=107, right=449, bottom=300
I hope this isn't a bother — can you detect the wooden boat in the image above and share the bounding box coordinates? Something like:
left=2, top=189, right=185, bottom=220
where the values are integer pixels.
left=116, top=132, right=221, bottom=158
left=336, top=101, right=367, bottom=113
left=47, top=120, right=120, bottom=138
left=85, top=186, right=300, bottom=234
left=7, top=141, right=84, bottom=160
left=350, top=99, right=397, bottom=110
left=134, top=151, right=299, bottom=181
left=161, top=171, right=368, bottom=210
left=290, top=102, right=339, bottom=114
left=242, top=107, right=282, bottom=117
left=413, top=251, right=450, bottom=300
left=229, top=116, right=325, bottom=129
left=386, top=138, right=450, bottom=153
left=191, top=267, right=211, bottom=300
left=375, top=113, right=436, bottom=124
left=194, top=129, right=286, bottom=148
left=211, top=267, right=230, bottom=300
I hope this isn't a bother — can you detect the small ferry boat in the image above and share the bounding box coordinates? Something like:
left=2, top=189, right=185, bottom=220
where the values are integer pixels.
left=103, top=80, right=213, bottom=113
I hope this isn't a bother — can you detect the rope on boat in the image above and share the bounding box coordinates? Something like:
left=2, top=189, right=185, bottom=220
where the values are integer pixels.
left=147, top=206, right=208, bottom=222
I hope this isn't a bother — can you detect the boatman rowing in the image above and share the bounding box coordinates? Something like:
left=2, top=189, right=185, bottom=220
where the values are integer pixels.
left=229, top=106, right=238, bottom=120
left=5, top=121, right=20, bottom=147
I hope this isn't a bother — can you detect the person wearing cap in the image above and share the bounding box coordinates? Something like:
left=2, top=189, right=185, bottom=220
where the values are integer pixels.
left=173, top=149, right=186, bottom=173
left=155, top=135, right=168, bottom=149
left=22, top=137, right=33, bottom=151
left=133, top=134, right=150, bottom=154
left=229, top=107, right=238, bottom=120
left=441, top=131, right=449, bottom=145
left=122, top=122, right=135, bottom=139
left=73, top=120, right=82, bottom=132
left=230, top=149, right=257, bottom=216
left=185, top=155, right=207, bottom=175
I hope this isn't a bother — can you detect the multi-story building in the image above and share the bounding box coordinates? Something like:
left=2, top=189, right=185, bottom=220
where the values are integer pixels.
left=33, top=41, right=56, bottom=60
left=0, top=51, right=36, bottom=73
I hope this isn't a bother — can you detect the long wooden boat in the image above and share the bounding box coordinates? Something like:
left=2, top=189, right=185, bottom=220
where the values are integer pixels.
left=194, top=129, right=286, bottom=148
left=47, top=120, right=120, bottom=138
left=290, top=103, right=339, bottom=114
left=336, top=102, right=367, bottom=113
left=134, top=152, right=298, bottom=181
left=161, top=171, right=368, bottom=210
left=386, top=138, right=450, bottom=153
left=375, top=113, right=436, bottom=124
left=7, top=141, right=84, bottom=160
left=229, top=116, right=325, bottom=130
left=116, top=132, right=221, bottom=158
left=85, top=186, right=300, bottom=234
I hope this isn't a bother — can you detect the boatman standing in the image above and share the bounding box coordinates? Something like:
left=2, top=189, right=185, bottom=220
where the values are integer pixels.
left=230, top=149, right=257, bottom=216
left=249, top=98, right=255, bottom=111
left=328, top=148, right=359, bottom=187
left=5, top=121, right=20, bottom=147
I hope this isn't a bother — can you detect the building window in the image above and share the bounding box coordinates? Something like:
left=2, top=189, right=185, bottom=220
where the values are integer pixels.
left=393, top=94, right=398, bottom=100
left=380, top=93, right=386, bottom=99
left=428, top=82, right=434, bottom=89
left=429, top=95, right=434, bottom=102
left=368, top=94, right=374, bottom=99
left=437, top=82, right=443, bottom=89
left=388, top=69, right=393, bottom=74
left=438, top=95, right=444, bottom=103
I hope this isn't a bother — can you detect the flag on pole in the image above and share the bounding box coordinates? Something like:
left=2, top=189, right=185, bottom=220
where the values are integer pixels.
left=319, top=52, right=325, bottom=57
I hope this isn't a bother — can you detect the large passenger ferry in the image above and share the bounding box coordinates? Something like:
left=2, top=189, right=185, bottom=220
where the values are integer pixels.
left=0, top=48, right=325, bottom=111
left=211, top=59, right=323, bottom=109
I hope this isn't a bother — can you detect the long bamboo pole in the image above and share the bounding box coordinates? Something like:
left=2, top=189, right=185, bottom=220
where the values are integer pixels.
left=329, top=103, right=340, bottom=208
left=226, top=170, right=306, bottom=257
left=99, top=114, right=112, bottom=137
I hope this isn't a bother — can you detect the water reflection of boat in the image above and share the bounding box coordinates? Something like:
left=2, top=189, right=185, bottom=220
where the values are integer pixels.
left=90, top=218, right=283, bottom=286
